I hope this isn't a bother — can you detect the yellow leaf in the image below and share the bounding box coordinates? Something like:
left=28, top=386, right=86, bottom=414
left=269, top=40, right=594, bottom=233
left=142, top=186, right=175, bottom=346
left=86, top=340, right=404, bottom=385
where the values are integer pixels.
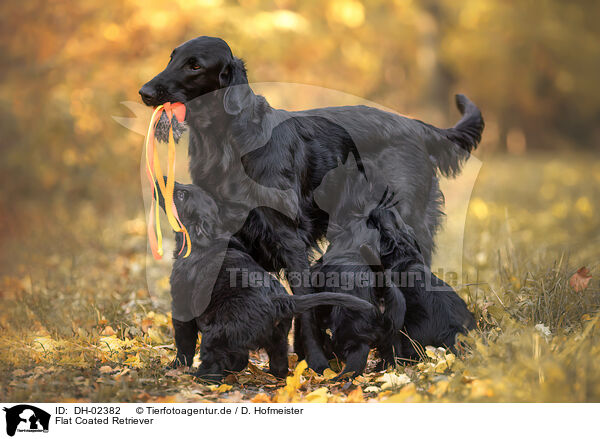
left=217, top=384, right=232, bottom=393
left=153, top=313, right=170, bottom=327
left=274, top=360, right=308, bottom=402
left=32, top=336, right=58, bottom=353
left=346, top=387, right=364, bottom=403
left=352, top=375, right=368, bottom=384
left=425, top=346, right=438, bottom=359
left=434, top=360, right=448, bottom=373
left=428, top=380, right=449, bottom=397
left=147, top=327, right=165, bottom=344
left=377, top=372, right=410, bottom=390
left=98, top=335, right=126, bottom=352
left=124, top=354, right=143, bottom=368
left=99, top=365, right=113, bottom=374
left=445, top=353, right=456, bottom=368
left=251, top=393, right=271, bottom=403
left=305, top=387, right=329, bottom=403
left=287, top=359, right=307, bottom=391
left=384, top=383, right=422, bottom=402
left=322, top=368, right=337, bottom=380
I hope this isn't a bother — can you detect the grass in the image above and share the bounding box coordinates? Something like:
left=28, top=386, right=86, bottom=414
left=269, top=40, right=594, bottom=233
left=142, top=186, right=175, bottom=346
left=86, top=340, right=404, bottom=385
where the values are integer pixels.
left=0, top=152, right=599, bottom=402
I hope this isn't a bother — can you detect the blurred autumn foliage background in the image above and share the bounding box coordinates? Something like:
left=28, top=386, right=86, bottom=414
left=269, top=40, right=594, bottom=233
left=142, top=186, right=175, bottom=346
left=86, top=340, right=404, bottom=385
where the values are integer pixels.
left=2, top=0, right=600, bottom=215
left=1, top=0, right=600, bottom=402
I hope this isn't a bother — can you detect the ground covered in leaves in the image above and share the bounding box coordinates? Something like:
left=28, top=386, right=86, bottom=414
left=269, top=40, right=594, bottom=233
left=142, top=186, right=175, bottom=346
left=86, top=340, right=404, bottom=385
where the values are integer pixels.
left=1, top=154, right=599, bottom=402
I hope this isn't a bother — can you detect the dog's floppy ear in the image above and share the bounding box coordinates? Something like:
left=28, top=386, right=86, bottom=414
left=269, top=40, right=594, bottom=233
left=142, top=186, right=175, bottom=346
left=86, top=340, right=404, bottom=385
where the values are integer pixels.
left=219, top=57, right=252, bottom=115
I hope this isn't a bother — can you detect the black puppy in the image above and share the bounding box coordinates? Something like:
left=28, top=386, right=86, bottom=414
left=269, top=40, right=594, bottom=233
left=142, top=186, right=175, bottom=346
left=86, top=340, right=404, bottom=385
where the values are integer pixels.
left=140, top=36, right=484, bottom=371
left=309, top=166, right=408, bottom=378
left=157, top=181, right=375, bottom=381
left=360, top=205, right=476, bottom=360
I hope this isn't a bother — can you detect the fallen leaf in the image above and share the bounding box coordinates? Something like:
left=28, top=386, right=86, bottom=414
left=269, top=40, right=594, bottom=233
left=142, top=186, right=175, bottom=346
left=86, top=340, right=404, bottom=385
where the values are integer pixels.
left=124, top=354, right=143, bottom=368
left=274, top=360, right=307, bottom=402
left=377, top=372, right=410, bottom=390
left=384, top=383, right=421, bottom=402
left=305, top=387, right=329, bottom=403
left=140, top=318, right=153, bottom=333
left=216, top=384, right=232, bottom=393
left=322, top=368, right=337, bottom=380
left=570, top=267, right=592, bottom=292
left=99, top=365, right=113, bottom=374
left=32, top=336, right=58, bottom=352
left=251, top=393, right=271, bottom=403
left=346, top=387, right=364, bottom=402
left=434, top=360, right=448, bottom=373
left=101, top=326, right=115, bottom=336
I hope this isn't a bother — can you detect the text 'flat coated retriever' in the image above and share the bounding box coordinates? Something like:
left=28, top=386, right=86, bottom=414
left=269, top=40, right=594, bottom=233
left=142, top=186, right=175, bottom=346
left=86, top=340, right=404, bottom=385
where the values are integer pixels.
left=140, top=36, right=484, bottom=373
left=157, top=181, right=375, bottom=381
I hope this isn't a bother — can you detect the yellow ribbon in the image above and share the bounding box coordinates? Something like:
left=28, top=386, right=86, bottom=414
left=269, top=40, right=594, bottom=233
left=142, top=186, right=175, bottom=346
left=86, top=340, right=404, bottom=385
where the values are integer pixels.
left=145, top=104, right=191, bottom=259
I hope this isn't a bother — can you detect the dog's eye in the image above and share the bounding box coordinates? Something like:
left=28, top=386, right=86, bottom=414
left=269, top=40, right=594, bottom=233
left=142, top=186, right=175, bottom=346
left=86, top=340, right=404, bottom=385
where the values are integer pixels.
left=187, top=59, right=203, bottom=70
left=176, top=190, right=186, bottom=201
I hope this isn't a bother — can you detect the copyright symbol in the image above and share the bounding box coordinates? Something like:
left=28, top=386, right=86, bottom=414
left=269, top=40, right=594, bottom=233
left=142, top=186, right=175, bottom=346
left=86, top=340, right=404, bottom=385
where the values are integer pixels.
left=136, top=407, right=144, bottom=414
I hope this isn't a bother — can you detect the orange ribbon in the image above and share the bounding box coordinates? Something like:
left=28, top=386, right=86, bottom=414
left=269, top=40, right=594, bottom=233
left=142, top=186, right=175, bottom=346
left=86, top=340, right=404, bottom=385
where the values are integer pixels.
left=145, top=103, right=191, bottom=259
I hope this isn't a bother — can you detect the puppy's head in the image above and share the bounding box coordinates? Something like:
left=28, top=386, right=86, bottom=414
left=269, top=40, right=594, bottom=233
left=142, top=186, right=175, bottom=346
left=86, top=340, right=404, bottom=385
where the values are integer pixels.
left=155, top=179, right=221, bottom=249
left=139, top=36, right=251, bottom=115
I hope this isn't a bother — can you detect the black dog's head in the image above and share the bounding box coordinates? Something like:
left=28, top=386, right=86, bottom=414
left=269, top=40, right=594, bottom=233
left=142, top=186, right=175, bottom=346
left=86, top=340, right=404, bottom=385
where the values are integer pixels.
left=155, top=179, right=222, bottom=250
left=139, top=36, right=251, bottom=115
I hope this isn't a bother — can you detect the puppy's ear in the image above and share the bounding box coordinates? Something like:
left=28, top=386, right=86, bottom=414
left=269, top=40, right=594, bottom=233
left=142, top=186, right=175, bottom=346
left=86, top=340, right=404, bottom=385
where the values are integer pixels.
left=220, top=57, right=252, bottom=115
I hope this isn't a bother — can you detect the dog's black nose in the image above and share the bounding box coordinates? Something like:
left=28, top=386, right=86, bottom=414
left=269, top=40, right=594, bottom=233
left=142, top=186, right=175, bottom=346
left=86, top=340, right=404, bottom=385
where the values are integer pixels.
left=139, top=84, right=156, bottom=103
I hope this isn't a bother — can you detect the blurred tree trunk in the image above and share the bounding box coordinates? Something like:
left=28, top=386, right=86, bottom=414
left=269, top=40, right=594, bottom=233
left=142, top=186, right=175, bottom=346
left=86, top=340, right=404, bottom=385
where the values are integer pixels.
left=420, top=1, right=456, bottom=125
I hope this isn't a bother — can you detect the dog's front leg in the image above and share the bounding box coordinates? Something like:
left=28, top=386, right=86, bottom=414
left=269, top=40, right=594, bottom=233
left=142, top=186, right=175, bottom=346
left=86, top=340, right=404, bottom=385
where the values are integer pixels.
left=285, top=257, right=330, bottom=373
left=170, top=318, right=199, bottom=368
left=299, top=312, right=330, bottom=373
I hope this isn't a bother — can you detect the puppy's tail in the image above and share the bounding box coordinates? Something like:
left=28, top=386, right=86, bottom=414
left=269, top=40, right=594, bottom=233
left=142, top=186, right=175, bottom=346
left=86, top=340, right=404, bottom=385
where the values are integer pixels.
left=424, top=94, right=484, bottom=177
left=359, top=244, right=406, bottom=330
left=274, top=293, right=375, bottom=320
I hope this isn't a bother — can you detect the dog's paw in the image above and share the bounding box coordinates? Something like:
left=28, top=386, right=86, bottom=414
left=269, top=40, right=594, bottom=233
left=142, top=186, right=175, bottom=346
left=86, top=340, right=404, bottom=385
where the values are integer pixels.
left=307, top=360, right=330, bottom=375
left=267, top=367, right=289, bottom=379
left=192, top=369, right=224, bottom=383
left=168, top=355, right=194, bottom=369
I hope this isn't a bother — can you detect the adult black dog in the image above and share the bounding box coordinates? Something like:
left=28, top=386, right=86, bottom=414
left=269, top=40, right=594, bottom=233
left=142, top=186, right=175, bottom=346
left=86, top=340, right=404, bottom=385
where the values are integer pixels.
left=158, top=180, right=375, bottom=381
left=139, top=36, right=483, bottom=372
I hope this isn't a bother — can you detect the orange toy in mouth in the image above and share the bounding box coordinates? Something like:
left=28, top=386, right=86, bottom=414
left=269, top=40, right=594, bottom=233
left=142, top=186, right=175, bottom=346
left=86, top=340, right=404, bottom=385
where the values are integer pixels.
left=145, top=102, right=191, bottom=260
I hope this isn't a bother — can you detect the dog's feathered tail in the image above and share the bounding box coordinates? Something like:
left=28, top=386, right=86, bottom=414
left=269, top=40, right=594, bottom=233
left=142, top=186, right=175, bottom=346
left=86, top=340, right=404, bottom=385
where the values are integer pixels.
left=359, top=244, right=406, bottom=330
left=421, top=94, right=484, bottom=178
left=273, top=293, right=375, bottom=320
